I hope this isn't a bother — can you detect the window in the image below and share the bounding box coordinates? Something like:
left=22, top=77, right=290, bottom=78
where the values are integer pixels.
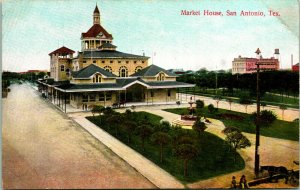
left=82, top=94, right=88, bottom=102
left=102, top=60, right=105, bottom=63
left=110, top=60, right=113, bottom=63
left=157, top=73, right=165, bottom=81
left=66, top=69, right=70, bottom=76
left=118, top=61, right=121, bottom=63
left=126, top=61, right=129, bottom=64
left=151, top=91, right=154, bottom=97
left=99, top=93, right=105, bottom=101
left=142, top=61, right=145, bottom=63
left=89, top=94, right=96, bottom=102
left=119, top=66, right=128, bottom=77
left=83, top=61, right=86, bottom=63
left=135, top=66, right=143, bottom=72
left=168, top=89, right=171, bottom=97
left=106, top=92, right=112, bottom=101
left=134, top=61, right=137, bottom=64
left=93, top=60, right=96, bottom=63
left=60, top=65, right=65, bottom=71
left=104, top=66, right=112, bottom=73
left=93, top=74, right=102, bottom=83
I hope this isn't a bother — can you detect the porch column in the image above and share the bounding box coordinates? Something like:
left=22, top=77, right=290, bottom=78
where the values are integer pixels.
left=64, top=93, right=67, bottom=113
left=165, top=89, right=168, bottom=105
left=146, top=89, right=148, bottom=105
left=58, top=91, right=60, bottom=107
left=104, top=91, right=106, bottom=107
left=125, top=89, right=127, bottom=106
left=118, top=91, right=121, bottom=108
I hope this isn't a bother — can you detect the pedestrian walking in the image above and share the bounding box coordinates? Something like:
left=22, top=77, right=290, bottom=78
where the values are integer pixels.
left=239, top=175, right=249, bottom=189
left=231, top=176, right=237, bottom=188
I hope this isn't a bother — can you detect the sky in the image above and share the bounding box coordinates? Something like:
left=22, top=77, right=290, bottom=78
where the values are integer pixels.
left=2, top=0, right=299, bottom=72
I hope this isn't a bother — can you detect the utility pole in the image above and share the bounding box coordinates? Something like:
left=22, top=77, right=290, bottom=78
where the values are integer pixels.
left=254, top=48, right=261, bottom=177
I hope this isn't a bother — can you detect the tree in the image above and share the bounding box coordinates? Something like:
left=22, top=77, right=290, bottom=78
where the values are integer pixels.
left=239, top=98, right=252, bottom=113
left=175, top=144, right=199, bottom=177
left=91, top=105, right=105, bottom=117
left=224, top=131, right=251, bottom=162
left=106, top=114, right=122, bottom=136
left=122, top=121, right=137, bottom=143
left=279, top=105, right=287, bottom=120
left=227, top=98, right=233, bottom=110
left=213, top=96, right=222, bottom=109
left=222, top=126, right=241, bottom=135
left=195, top=100, right=204, bottom=109
left=251, top=110, right=277, bottom=126
left=135, top=124, right=153, bottom=151
left=151, top=132, right=171, bottom=163
left=208, top=104, right=217, bottom=113
left=192, top=117, right=207, bottom=136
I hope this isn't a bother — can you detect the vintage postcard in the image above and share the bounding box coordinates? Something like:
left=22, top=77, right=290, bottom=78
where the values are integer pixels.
left=2, top=0, right=299, bottom=189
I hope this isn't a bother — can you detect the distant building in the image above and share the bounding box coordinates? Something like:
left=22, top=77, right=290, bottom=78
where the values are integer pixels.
left=232, top=53, right=279, bottom=74
left=292, top=63, right=299, bottom=72
left=167, top=69, right=186, bottom=75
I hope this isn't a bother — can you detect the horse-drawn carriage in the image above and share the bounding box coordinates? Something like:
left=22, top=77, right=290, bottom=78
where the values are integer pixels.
left=259, top=164, right=299, bottom=186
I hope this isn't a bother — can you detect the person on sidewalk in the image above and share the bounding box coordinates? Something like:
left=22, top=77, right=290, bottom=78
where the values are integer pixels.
left=239, top=175, right=250, bottom=189
left=231, top=176, right=237, bottom=188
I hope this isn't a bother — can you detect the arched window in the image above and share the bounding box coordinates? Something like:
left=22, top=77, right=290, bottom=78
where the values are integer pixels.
left=93, top=74, right=102, bottom=83
left=61, top=65, right=65, bottom=71
left=157, top=73, right=165, bottom=81
left=66, top=68, right=70, bottom=76
left=135, top=66, right=143, bottom=72
left=104, top=66, right=112, bottom=73
left=119, top=66, right=128, bottom=77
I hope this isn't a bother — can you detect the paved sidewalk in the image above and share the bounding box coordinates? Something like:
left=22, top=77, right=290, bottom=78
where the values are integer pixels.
left=68, top=113, right=185, bottom=189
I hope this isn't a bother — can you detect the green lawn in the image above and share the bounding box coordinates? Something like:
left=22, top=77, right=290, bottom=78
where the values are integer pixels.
left=163, top=107, right=299, bottom=141
left=179, top=87, right=299, bottom=108
left=87, top=111, right=245, bottom=183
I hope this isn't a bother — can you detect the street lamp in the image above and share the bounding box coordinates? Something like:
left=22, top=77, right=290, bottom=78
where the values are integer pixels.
left=254, top=48, right=261, bottom=177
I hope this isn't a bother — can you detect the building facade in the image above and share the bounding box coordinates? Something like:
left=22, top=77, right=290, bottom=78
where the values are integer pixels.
left=232, top=50, right=280, bottom=74
left=39, top=5, right=195, bottom=111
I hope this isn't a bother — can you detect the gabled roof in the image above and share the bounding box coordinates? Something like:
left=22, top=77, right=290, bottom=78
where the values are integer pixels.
left=72, top=64, right=117, bottom=78
left=82, top=50, right=149, bottom=59
left=94, top=5, right=100, bottom=14
left=82, top=24, right=113, bottom=39
left=130, top=64, right=177, bottom=77
left=55, top=77, right=195, bottom=92
left=49, top=46, right=75, bottom=56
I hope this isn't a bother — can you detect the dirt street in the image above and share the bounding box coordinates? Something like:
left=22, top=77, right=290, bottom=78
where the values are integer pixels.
left=2, top=84, right=155, bottom=189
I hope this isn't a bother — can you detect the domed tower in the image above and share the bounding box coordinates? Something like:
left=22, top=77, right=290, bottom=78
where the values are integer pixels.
left=93, top=4, right=100, bottom=25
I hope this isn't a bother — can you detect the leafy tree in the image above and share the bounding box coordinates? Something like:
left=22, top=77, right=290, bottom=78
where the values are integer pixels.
left=224, top=131, right=251, bottom=162
left=103, top=106, right=114, bottom=115
left=151, top=132, right=171, bottom=163
left=106, top=114, right=122, bottom=136
left=195, top=100, right=204, bottom=109
left=122, top=120, right=137, bottom=143
left=175, top=144, right=199, bottom=177
left=91, top=105, right=105, bottom=117
left=239, top=97, right=252, bottom=113
left=192, top=117, right=207, bottom=136
left=213, top=96, right=222, bottom=108
left=279, top=105, right=287, bottom=120
left=222, top=126, right=241, bottom=135
left=208, top=104, right=217, bottom=113
left=135, top=124, right=153, bottom=151
left=251, top=110, right=277, bottom=126
left=227, top=98, right=233, bottom=110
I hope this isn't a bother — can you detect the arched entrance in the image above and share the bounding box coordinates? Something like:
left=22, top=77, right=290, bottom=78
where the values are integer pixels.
left=121, top=83, right=146, bottom=102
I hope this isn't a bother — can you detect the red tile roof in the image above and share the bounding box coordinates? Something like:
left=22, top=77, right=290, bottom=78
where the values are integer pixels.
left=48, top=46, right=75, bottom=56
left=81, top=24, right=113, bottom=39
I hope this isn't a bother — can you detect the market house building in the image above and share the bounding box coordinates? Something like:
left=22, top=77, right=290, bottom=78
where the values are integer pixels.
left=38, top=5, right=195, bottom=112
